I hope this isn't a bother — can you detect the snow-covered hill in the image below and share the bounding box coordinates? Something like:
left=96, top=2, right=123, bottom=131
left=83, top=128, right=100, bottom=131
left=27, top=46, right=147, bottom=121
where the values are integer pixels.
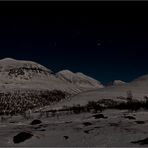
left=50, top=74, right=148, bottom=109
left=56, top=70, right=104, bottom=90
left=0, top=58, right=105, bottom=114
left=107, top=80, right=126, bottom=86
left=0, top=58, right=103, bottom=94
left=0, top=58, right=75, bottom=93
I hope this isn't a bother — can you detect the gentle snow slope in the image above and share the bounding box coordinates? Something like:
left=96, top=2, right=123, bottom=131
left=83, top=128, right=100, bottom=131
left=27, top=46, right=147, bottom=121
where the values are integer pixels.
left=52, top=74, right=148, bottom=108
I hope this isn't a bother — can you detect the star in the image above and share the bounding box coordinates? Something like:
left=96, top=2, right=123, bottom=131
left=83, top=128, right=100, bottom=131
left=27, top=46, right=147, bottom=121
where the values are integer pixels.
left=97, top=40, right=101, bottom=46
left=97, top=43, right=101, bottom=46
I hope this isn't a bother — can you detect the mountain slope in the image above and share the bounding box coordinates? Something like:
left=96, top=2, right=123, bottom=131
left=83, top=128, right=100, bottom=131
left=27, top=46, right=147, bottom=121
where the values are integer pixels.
left=56, top=70, right=104, bottom=90
left=0, top=58, right=102, bottom=114
left=107, top=80, right=126, bottom=86
left=0, top=58, right=103, bottom=94
left=51, top=74, right=148, bottom=109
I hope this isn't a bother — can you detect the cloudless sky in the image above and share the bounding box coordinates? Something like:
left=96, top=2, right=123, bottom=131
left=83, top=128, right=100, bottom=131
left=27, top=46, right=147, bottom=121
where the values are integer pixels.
left=0, top=2, right=148, bottom=84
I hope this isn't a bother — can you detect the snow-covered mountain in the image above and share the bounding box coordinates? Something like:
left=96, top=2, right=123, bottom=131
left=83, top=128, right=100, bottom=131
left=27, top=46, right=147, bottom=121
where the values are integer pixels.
left=107, top=80, right=126, bottom=86
left=113, top=80, right=126, bottom=85
left=0, top=58, right=103, bottom=94
left=131, top=74, right=148, bottom=83
left=56, top=70, right=104, bottom=90
left=51, top=74, right=148, bottom=108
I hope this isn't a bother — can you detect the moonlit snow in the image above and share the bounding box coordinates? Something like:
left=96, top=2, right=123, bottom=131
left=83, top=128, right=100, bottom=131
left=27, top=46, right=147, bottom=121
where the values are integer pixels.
left=0, top=58, right=103, bottom=94
left=0, top=58, right=148, bottom=146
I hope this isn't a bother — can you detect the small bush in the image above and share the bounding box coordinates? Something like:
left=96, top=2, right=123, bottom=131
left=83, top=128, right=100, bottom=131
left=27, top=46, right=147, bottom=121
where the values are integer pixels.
left=86, top=101, right=103, bottom=113
left=114, top=99, right=143, bottom=112
left=70, top=104, right=84, bottom=114
left=126, top=90, right=133, bottom=102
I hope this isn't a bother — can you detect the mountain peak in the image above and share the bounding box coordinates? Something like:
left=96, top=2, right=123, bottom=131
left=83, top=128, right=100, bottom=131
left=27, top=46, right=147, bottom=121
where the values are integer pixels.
left=107, top=80, right=126, bottom=86
left=57, top=70, right=104, bottom=89
left=58, top=69, right=74, bottom=75
left=0, top=58, right=104, bottom=94
left=1, top=57, right=16, bottom=61
left=113, top=80, right=126, bottom=85
left=0, top=57, right=53, bottom=73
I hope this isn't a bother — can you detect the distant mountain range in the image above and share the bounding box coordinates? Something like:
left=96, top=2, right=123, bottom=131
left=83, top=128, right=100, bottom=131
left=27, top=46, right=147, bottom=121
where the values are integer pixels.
left=1, top=58, right=148, bottom=113
left=106, top=80, right=126, bottom=86
left=0, top=58, right=103, bottom=94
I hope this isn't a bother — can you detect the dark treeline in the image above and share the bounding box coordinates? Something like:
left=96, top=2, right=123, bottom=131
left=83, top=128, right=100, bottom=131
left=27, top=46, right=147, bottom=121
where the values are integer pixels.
left=49, top=96, right=148, bottom=116
left=0, top=89, right=68, bottom=115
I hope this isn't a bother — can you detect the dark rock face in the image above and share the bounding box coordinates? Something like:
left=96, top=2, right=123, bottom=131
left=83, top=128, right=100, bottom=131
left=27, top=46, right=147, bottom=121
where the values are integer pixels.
left=131, top=138, right=148, bottom=145
left=13, top=132, right=33, bottom=144
left=8, top=67, right=51, bottom=79
left=30, top=119, right=42, bottom=125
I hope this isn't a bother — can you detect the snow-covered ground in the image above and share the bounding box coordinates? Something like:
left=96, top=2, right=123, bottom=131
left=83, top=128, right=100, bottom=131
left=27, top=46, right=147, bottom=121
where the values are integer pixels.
left=0, top=109, right=148, bottom=147
left=0, top=58, right=103, bottom=94
left=1, top=58, right=148, bottom=146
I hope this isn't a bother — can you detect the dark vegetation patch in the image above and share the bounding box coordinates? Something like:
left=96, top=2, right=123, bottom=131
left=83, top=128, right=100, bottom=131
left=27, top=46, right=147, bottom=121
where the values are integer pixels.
left=131, top=138, right=148, bottom=145
left=113, top=100, right=144, bottom=111
left=85, top=101, right=103, bottom=113
left=135, top=121, right=145, bottom=124
left=13, top=132, right=33, bottom=144
left=83, top=129, right=94, bottom=134
left=39, top=129, right=46, bottom=131
left=84, top=130, right=90, bottom=134
left=40, top=124, right=48, bottom=128
left=82, top=122, right=92, bottom=126
left=109, top=123, right=120, bottom=127
left=63, top=136, right=69, bottom=140
left=124, top=116, right=136, bottom=120
left=65, top=121, right=72, bottom=124
left=73, top=127, right=82, bottom=132
left=33, top=126, right=41, bottom=130
left=30, top=119, right=42, bottom=125
left=9, top=121, right=16, bottom=123
left=8, top=67, right=51, bottom=78
left=97, top=99, right=118, bottom=108
left=93, top=113, right=107, bottom=119
left=57, top=94, right=148, bottom=116
left=94, top=126, right=101, bottom=129
left=0, top=89, right=68, bottom=115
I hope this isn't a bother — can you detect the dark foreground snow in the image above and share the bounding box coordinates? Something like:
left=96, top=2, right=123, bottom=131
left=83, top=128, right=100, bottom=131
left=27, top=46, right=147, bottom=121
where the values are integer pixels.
left=0, top=109, right=148, bottom=147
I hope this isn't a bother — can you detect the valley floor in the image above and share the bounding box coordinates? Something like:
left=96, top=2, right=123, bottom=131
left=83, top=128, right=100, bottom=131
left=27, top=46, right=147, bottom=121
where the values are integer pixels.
left=0, top=109, right=148, bottom=147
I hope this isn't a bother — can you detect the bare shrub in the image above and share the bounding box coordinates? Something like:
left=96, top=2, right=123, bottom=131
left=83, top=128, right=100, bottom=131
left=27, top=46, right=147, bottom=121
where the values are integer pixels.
left=126, top=90, right=133, bottom=102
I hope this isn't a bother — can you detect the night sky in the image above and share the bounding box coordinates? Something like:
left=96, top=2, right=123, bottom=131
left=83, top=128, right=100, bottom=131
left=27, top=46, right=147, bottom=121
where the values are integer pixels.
left=0, top=2, right=148, bottom=84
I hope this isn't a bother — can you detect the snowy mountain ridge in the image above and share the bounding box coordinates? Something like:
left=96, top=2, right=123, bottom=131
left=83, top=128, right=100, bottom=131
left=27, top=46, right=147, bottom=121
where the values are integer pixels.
left=0, top=58, right=103, bottom=94
left=56, top=70, right=104, bottom=89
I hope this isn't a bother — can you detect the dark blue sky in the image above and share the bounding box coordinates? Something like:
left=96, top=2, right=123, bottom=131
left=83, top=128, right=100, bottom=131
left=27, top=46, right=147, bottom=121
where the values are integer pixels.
left=0, top=2, right=148, bottom=84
